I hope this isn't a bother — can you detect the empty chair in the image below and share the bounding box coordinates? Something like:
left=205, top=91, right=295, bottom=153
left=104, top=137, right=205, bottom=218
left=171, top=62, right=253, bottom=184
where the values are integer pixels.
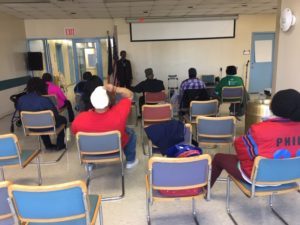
left=76, top=131, right=124, bottom=201
left=20, top=110, right=67, bottom=164
left=221, top=86, right=244, bottom=115
left=144, top=91, right=166, bottom=104
left=0, top=181, right=13, bottom=225
left=146, top=155, right=212, bottom=225
left=8, top=180, right=103, bottom=225
left=184, top=100, right=219, bottom=124
left=141, top=104, right=173, bottom=155
left=196, top=116, right=236, bottom=152
left=226, top=156, right=300, bottom=225
left=0, top=134, right=42, bottom=185
left=148, top=123, right=192, bottom=157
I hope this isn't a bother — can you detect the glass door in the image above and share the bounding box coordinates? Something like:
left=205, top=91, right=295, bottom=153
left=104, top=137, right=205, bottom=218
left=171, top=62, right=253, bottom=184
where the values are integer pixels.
left=73, top=39, right=103, bottom=82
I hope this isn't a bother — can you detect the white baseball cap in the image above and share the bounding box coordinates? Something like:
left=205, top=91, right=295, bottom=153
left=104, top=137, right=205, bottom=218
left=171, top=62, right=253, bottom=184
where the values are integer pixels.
left=90, top=86, right=109, bottom=109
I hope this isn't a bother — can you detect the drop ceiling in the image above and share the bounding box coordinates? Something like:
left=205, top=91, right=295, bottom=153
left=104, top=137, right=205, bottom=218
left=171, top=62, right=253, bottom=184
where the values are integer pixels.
left=0, top=0, right=278, bottom=20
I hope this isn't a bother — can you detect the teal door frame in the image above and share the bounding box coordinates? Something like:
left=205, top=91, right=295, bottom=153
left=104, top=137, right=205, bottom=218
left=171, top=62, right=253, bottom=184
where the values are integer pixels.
left=249, top=32, right=275, bottom=93
left=72, top=38, right=103, bottom=83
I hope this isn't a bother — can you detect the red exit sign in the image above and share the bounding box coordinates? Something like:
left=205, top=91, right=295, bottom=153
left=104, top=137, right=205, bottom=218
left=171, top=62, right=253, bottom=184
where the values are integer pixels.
left=65, top=27, right=75, bottom=36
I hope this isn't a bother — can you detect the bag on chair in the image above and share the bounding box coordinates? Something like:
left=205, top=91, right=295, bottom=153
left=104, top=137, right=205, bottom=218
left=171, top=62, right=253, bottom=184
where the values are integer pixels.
left=158, top=144, right=204, bottom=197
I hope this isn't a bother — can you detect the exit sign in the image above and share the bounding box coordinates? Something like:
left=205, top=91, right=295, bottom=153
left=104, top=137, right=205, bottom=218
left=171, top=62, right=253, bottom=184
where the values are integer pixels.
left=65, top=27, right=75, bottom=36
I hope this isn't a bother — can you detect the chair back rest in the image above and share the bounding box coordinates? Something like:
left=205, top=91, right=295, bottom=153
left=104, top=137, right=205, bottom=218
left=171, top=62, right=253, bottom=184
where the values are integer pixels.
left=142, top=104, right=172, bottom=122
left=76, top=131, right=121, bottom=155
left=8, top=181, right=90, bottom=224
left=190, top=100, right=218, bottom=118
left=144, top=91, right=166, bottom=104
left=21, top=110, right=55, bottom=130
left=221, top=86, right=243, bottom=102
left=149, top=155, right=211, bottom=189
left=43, top=94, right=58, bottom=107
left=180, top=89, right=209, bottom=109
left=0, top=134, right=20, bottom=162
left=253, top=156, right=300, bottom=185
left=0, top=181, right=12, bottom=222
left=196, top=116, right=236, bottom=138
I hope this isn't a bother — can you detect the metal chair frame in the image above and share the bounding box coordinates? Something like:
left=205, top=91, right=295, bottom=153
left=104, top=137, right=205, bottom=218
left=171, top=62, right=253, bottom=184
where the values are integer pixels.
left=146, top=155, right=212, bottom=225
left=0, top=134, right=42, bottom=185
left=226, top=156, right=300, bottom=225
left=20, top=110, right=67, bottom=165
left=76, top=131, right=125, bottom=201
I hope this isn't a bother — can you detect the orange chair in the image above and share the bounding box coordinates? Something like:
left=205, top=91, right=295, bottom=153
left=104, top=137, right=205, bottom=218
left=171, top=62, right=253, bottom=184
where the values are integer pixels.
left=144, top=91, right=166, bottom=104
left=141, top=104, right=172, bottom=155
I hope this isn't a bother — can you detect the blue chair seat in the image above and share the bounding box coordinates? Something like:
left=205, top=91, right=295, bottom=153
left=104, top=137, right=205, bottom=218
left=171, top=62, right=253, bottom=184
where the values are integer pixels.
left=232, top=176, right=299, bottom=197
left=27, top=195, right=100, bottom=225
left=81, top=152, right=120, bottom=162
left=198, top=137, right=233, bottom=144
left=0, top=217, right=14, bottom=225
left=0, top=150, right=39, bottom=167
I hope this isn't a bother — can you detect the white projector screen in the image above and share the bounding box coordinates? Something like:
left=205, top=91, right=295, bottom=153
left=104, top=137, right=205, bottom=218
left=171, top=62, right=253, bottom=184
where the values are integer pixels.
left=130, top=19, right=236, bottom=42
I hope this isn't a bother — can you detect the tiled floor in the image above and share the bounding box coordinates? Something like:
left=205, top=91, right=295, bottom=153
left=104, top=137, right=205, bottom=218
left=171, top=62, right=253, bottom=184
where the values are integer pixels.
left=1, top=94, right=300, bottom=225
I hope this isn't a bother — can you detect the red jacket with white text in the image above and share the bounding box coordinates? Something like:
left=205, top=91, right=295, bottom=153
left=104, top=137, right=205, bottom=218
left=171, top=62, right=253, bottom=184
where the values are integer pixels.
left=234, top=118, right=300, bottom=178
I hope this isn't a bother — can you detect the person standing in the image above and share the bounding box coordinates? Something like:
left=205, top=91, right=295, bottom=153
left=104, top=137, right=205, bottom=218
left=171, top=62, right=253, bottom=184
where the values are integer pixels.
left=115, top=50, right=132, bottom=88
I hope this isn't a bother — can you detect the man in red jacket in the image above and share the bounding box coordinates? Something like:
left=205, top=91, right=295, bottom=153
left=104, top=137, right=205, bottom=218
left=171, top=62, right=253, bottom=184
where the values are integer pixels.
left=211, top=89, right=300, bottom=187
left=72, top=84, right=138, bottom=169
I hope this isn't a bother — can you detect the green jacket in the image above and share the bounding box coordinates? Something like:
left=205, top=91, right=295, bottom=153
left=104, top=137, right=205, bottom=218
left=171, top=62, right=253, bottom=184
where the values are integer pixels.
left=215, top=75, right=244, bottom=97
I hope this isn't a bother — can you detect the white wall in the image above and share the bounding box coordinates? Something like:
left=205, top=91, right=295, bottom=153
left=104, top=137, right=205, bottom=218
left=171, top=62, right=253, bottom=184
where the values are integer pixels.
left=25, top=19, right=114, bottom=39
left=25, top=15, right=276, bottom=88
left=274, top=0, right=300, bottom=92
left=116, top=15, right=276, bottom=86
left=0, top=13, right=27, bottom=117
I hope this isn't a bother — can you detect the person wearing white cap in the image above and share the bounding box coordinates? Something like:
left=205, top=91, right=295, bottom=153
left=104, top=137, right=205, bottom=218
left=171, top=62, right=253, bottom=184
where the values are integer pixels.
left=72, top=84, right=138, bottom=169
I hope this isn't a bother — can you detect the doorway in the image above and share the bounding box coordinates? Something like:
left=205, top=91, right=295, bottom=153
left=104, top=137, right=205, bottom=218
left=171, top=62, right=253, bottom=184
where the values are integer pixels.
left=73, top=39, right=103, bottom=82
left=248, top=32, right=275, bottom=93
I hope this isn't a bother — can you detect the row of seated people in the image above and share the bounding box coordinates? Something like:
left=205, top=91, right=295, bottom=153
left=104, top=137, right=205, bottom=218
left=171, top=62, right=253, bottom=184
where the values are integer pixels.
left=16, top=74, right=300, bottom=182
left=73, top=65, right=245, bottom=118
left=2, top=87, right=300, bottom=224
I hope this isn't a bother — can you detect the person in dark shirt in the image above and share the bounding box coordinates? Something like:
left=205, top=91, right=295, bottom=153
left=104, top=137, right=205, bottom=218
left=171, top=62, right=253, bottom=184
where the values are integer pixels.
left=115, top=50, right=132, bottom=88
left=17, top=77, right=67, bottom=151
left=131, top=68, right=165, bottom=114
left=74, top=71, right=93, bottom=94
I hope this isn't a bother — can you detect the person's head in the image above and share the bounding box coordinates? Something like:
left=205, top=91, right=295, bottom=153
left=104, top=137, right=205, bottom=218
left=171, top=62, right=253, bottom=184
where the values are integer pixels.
left=188, top=68, right=197, bottom=79
left=120, top=50, right=126, bottom=59
left=226, top=66, right=237, bottom=76
left=90, top=86, right=115, bottom=111
left=270, top=89, right=300, bottom=121
left=82, top=71, right=93, bottom=81
left=42, top=73, right=53, bottom=82
left=84, top=75, right=103, bottom=94
left=144, top=68, right=154, bottom=79
left=26, top=77, right=47, bottom=95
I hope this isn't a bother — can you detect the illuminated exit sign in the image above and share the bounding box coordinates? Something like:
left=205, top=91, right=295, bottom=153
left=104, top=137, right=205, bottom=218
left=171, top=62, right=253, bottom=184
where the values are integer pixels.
left=65, top=27, right=75, bottom=36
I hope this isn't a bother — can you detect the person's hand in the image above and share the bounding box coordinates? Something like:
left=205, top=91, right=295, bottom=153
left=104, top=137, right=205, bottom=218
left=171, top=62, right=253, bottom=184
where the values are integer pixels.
left=104, top=84, right=114, bottom=92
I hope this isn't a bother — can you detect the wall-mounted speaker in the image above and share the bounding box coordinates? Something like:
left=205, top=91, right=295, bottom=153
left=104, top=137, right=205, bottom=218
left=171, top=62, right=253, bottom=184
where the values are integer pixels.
left=27, top=52, right=43, bottom=71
